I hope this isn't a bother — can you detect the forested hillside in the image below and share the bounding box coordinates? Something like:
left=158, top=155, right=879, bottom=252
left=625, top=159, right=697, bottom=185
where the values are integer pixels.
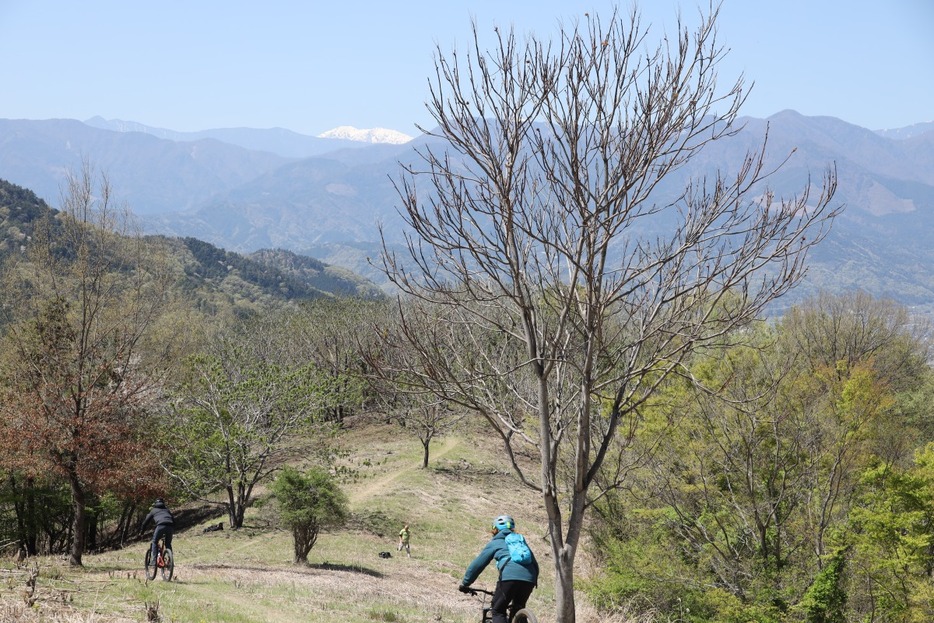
left=0, top=177, right=381, bottom=324
left=0, top=180, right=61, bottom=263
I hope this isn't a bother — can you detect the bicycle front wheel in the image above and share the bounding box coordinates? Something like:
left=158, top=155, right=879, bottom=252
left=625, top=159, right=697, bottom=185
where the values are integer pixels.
left=144, top=549, right=156, bottom=580
left=160, top=549, right=174, bottom=581
left=513, top=608, right=538, bottom=623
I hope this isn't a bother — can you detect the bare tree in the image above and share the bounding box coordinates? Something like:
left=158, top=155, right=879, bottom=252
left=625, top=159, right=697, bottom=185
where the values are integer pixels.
left=364, top=304, right=467, bottom=468
left=378, top=6, right=839, bottom=622
left=396, top=394, right=465, bottom=469
left=286, top=298, right=388, bottom=423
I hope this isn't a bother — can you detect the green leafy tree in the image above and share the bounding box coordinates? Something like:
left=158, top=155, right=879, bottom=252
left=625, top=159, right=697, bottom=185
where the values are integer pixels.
left=272, top=466, right=349, bottom=564
left=588, top=292, right=932, bottom=621
left=799, top=548, right=848, bottom=623
left=780, top=290, right=932, bottom=467
left=166, top=320, right=328, bottom=529
left=778, top=292, right=931, bottom=563
left=845, top=446, right=934, bottom=622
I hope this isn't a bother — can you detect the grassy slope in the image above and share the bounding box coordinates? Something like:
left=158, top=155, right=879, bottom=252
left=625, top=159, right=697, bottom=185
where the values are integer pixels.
left=0, top=420, right=606, bottom=623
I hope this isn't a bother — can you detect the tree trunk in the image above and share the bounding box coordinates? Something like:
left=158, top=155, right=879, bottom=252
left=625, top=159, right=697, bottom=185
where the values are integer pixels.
left=11, top=474, right=39, bottom=556
left=421, top=437, right=431, bottom=468
left=554, top=545, right=577, bottom=623
left=68, top=475, right=86, bottom=566
left=87, top=507, right=98, bottom=552
left=545, top=491, right=580, bottom=623
left=226, top=485, right=239, bottom=529
left=118, top=502, right=136, bottom=547
left=294, top=526, right=311, bottom=564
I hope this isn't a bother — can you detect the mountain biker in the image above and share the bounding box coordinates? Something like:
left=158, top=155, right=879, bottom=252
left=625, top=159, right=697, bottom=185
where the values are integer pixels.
left=140, top=498, right=175, bottom=565
left=459, top=514, right=539, bottom=623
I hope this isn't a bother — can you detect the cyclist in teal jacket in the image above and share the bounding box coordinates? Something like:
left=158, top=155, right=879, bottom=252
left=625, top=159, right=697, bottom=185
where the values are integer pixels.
left=459, top=514, right=539, bottom=623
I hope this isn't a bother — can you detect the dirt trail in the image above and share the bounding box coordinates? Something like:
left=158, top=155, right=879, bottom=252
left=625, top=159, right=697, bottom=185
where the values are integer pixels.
left=349, top=436, right=460, bottom=504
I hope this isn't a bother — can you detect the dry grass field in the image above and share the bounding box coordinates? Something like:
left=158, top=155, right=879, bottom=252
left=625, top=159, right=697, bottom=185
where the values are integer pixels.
left=0, top=420, right=634, bottom=623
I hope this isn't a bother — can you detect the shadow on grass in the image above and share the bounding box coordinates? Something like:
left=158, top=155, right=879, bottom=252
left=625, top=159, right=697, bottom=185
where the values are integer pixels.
left=309, top=562, right=384, bottom=577
left=174, top=503, right=228, bottom=531
left=187, top=562, right=384, bottom=578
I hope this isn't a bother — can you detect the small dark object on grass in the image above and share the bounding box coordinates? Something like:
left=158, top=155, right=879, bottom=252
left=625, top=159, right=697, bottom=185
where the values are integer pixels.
left=203, top=522, right=224, bottom=533
left=378, top=551, right=392, bottom=558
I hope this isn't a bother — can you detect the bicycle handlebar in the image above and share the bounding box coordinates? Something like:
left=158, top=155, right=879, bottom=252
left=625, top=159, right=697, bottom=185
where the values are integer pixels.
left=462, top=587, right=495, bottom=596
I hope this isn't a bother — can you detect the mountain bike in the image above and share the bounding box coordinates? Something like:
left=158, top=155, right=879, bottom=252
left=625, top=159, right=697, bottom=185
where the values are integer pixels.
left=144, top=535, right=174, bottom=581
left=462, top=587, right=538, bottom=623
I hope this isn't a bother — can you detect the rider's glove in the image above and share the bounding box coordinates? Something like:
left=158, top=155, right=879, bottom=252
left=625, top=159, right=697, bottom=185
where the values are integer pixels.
left=458, top=584, right=471, bottom=593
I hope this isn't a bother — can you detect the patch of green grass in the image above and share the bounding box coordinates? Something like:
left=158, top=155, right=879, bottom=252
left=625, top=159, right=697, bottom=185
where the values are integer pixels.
left=367, top=607, right=403, bottom=621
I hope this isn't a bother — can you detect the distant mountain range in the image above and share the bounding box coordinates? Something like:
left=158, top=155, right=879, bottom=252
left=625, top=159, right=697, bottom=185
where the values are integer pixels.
left=82, top=116, right=408, bottom=158
left=1, top=113, right=933, bottom=319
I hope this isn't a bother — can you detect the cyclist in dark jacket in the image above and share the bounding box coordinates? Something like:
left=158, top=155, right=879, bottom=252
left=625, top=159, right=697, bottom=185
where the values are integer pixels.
left=459, top=514, right=539, bottom=623
left=141, top=498, right=175, bottom=564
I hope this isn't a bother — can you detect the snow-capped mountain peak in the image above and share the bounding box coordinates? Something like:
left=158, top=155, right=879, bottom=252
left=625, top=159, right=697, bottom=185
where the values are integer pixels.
left=318, top=125, right=413, bottom=145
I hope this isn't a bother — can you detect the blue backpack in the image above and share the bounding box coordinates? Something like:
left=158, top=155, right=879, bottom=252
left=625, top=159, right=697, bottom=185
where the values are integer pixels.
left=504, top=532, right=532, bottom=565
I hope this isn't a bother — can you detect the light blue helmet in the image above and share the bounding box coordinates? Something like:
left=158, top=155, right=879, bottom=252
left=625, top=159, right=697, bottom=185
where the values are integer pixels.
left=493, top=514, right=514, bottom=531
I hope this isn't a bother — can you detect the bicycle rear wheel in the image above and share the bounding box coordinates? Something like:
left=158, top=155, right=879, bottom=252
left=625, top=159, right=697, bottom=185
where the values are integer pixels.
left=144, top=548, right=156, bottom=580
left=160, top=548, right=174, bottom=581
left=512, top=608, right=538, bottom=623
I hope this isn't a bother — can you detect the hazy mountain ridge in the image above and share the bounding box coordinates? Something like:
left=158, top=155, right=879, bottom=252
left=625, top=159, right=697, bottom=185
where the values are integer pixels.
left=85, top=116, right=402, bottom=157
left=0, top=178, right=382, bottom=307
left=874, top=121, right=934, bottom=141
left=0, top=118, right=294, bottom=214
left=2, top=112, right=933, bottom=317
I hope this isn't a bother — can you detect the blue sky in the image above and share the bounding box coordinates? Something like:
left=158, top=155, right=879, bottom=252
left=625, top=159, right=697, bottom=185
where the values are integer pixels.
left=1, top=1, right=931, bottom=136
